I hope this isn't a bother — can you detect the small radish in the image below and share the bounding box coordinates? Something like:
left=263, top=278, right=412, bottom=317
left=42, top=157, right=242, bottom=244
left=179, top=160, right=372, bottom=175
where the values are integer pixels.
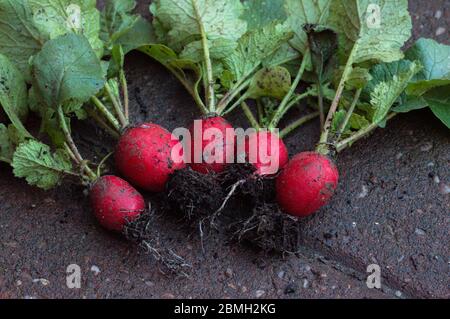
left=90, top=175, right=146, bottom=232
left=276, top=152, right=339, bottom=217
left=115, top=123, right=185, bottom=192
left=189, top=116, right=235, bottom=174
left=243, top=131, right=289, bottom=176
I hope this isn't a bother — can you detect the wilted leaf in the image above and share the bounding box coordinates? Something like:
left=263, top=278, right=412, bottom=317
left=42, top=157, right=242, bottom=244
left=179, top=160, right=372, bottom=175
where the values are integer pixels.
left=12, top=140, right=73, bottom=190
left=247, top=67, right=292, bottom=100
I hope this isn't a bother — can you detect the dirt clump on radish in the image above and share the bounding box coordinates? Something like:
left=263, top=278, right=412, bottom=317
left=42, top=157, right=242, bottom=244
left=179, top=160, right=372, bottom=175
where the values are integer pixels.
left=217, top=164, right=302, bottom=254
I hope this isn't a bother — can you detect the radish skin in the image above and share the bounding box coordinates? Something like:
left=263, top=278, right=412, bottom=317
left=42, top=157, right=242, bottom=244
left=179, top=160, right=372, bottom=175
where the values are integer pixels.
left=91, top=176, right=146, bottom=232
left=115, top=123, right=185, bottom=192
left=276, top=152, right=339, bottom=217
left=189, top=116, right=235, bottom=174
left=243, top=131, right=289, bottom=176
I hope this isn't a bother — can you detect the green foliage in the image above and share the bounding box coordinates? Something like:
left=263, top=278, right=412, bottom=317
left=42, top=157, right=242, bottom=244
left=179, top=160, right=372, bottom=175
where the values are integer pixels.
left=12, top=140, right=74, bottom=190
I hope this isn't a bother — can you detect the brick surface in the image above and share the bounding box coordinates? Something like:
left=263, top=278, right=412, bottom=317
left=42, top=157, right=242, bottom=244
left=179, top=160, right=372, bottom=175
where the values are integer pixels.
left=0, top=0, right=448, bottom=299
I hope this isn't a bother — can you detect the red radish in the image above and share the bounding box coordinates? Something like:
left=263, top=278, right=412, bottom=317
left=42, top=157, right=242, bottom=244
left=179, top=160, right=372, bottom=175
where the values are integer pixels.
left=189, top=116, right=235, bottom=174
left=90, top=175, right=146, bottom=232
left=243, top=131, right=289, bottom=176
left=276, top=152, right=339, bottom=217
left=115, top=123, right=185, bottom=192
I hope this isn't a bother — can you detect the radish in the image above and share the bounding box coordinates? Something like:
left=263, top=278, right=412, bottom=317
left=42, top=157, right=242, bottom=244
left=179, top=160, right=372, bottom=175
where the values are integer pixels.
left=115, top=123, right=185, bottom=192
left=276, top=152, right=339, bottom=217
left=189, top=116, right=234, bottom=174
left=243, top=131, right=289, bottom=176
left=90, top=175, right=146, bottom=232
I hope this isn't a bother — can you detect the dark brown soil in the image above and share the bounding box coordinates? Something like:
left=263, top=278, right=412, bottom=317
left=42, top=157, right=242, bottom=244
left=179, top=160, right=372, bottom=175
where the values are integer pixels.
left=0, top=0, right=448, bottom=299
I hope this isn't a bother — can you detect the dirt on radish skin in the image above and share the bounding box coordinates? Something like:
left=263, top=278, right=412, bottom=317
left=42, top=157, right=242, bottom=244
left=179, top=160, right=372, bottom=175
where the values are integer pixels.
left=189, top=116, right=235, bottom=174
left=115, top=123, right=185, bottom=192
left=276, top=152, right=339, bottom=217
left=90, top=175, right=146, bottom=232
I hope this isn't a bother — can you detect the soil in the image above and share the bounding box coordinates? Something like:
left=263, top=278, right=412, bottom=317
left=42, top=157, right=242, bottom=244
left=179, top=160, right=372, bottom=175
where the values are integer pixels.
left=0, top=0, right=448, bottom=299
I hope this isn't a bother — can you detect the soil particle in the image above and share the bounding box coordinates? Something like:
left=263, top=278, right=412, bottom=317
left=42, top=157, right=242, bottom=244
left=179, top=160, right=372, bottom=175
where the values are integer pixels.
left=435, top=27, right=446, bottom=36
left=91, top=265, right=101, bottom=275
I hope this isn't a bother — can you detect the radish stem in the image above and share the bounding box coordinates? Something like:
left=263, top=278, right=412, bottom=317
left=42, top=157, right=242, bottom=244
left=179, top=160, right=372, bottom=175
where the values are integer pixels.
left=269, top=50, right=309, bottom=129
left=57, top=105, right=97, bottom=181
left=120, top=70, right=129, bottom=121
left=241, top=101, right=260, bottom=130
left=336, top=113, right=398, bottom=152
left=318, top=47, right=356, bottom=154
left=192, top=0, right=215, bottom=112
left=216, top=77, right=252, bottom=115
left=105, top=82, right=128, bottom=128
left=0, top=156, right=11, bottom=164
left=85, top=107, right=120, bottom=139
left=223, top=92, right=250, bottom=116
left=317, top=83, right=325, bottom=131
left=336, top=88, right=362, bottom=139
left=91, top=96, right=121, bottom=132
left=280, top=112, right=320, bottom=139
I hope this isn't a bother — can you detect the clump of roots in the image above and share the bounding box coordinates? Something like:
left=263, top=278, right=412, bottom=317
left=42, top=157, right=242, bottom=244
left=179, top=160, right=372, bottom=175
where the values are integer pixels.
left=166, top=168, right=225, bottom=223
left=229, top=203, right=302, bottom=254
left=215, top=164, right=277, bottom=217
left=123, top=210, right=192, bottom=277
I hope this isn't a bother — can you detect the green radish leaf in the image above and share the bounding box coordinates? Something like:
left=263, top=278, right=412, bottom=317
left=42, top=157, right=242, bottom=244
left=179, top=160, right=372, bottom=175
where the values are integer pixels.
left=101, top=0, right=137, bottom=44
left=242, top=0, right=296, bottom=69
left=368, top=60, right=421, bottom=124
left=139, top=44, right=203, bottom=107
left=113, top=17, right=155, bottom=54
left=309, top=83, right=336, bottom=101
left=331, top=109, right=346, bottom=133
left=0, top=124, right=26, bottom=163
left=108, top=45, right=125, bottom=77
left=12, top=140, right=73, bottom=190
left=32, top=34, right=105, bottom=108
left=335, top=66, right=372, bottom=90
left=284, top=0, right=332, bottom=56
left=29, top=0, right=103, bottom=57
left=101, top=0, right=155, bottom=53
left=329, top=0, right=412, bottom=65
left=306, top=25, right=338, bottom=84
left=150, top=0, right=247, bottom=55
left=405, top=38, right=450, bottom=96
left=0, top=124, right=14, bottom=163
left=393, top=96, right=428, bottom=113
left=349, top=113, right=370, bottom=130
left=242, top=0, right=287, bottom=30
left=423, top=85, right=450, bottom=129
left=247, top=67, right=292, bottom=100
left=0, top=54, right=32, bottom=138
left=223, top=23, right=293, bottom=82
left=180, top=39, right=237, bottom=63
left=0, top=0, right=43, bottom=78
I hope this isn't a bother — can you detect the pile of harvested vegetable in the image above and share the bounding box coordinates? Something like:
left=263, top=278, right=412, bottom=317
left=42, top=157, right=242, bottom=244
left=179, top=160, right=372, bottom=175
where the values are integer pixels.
left=0, top=0, right=449, bottom=275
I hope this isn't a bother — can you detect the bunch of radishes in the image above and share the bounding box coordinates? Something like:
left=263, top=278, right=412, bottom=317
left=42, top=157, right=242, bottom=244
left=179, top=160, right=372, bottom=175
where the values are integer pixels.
left=2, top=0, right=448, bottom=265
